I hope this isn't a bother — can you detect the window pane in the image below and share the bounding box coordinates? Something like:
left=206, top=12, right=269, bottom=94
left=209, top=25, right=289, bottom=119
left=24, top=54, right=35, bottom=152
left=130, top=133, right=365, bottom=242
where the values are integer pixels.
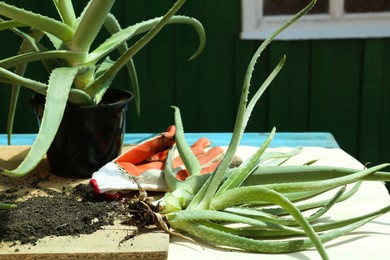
left=263, top=0, right=329, bottom=15
left=345, top=0, right=390, bottom=13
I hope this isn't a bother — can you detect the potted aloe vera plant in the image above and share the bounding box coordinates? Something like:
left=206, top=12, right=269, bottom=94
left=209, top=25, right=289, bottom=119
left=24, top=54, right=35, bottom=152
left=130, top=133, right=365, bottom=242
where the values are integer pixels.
left=0, top=0, right=205, bottom=178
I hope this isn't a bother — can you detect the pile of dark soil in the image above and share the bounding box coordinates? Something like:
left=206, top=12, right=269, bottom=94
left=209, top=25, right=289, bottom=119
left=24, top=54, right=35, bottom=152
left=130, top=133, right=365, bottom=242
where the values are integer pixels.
left=0, top=184, right=123, bottom=245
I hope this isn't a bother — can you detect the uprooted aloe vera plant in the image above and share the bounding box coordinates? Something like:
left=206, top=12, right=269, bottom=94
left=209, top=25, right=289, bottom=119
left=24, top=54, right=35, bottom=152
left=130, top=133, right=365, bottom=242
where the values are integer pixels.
left=124, top=1, right=390, bottom=259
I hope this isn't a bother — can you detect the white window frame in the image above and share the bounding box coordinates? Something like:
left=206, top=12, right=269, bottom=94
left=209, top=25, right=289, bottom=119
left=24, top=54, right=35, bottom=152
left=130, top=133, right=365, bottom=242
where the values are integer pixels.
left=241, top=0, right=390, bottom=40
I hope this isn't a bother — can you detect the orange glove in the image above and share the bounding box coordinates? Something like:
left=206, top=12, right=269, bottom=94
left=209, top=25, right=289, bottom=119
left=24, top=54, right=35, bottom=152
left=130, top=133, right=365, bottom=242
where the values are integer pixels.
left=90, top=126, right=224, bottom=197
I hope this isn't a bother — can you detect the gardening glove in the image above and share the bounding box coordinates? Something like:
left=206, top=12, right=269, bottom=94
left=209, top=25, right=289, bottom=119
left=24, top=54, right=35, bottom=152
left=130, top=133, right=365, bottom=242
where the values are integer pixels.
left=90, top=125, right=225, bottom=198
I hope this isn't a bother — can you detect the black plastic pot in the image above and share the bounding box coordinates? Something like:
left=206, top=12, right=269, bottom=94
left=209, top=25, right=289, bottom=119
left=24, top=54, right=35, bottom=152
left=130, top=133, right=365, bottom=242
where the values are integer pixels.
left=32, top=89, right=133, bottom=178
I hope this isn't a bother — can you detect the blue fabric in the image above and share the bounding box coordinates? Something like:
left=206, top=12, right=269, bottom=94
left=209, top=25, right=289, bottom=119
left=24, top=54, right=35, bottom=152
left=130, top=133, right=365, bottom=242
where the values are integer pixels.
left=1, top=132, right=339, bottom=148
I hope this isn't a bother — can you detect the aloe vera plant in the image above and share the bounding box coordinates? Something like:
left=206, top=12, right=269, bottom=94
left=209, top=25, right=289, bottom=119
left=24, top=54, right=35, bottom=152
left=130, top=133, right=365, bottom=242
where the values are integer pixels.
left=122, top=1, right=390, bottom=259
left=0, top=0, right=205, bottom=177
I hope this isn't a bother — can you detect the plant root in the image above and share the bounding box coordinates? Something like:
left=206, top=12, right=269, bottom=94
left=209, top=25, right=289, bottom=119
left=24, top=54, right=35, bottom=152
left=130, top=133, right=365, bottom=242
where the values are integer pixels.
left=122, top=177, right=198, bottom=245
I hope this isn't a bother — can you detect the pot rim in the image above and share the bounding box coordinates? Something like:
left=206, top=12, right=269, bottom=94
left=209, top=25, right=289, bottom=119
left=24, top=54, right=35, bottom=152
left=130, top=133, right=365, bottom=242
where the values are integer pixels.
left=32, top=88, right=133, bottom=112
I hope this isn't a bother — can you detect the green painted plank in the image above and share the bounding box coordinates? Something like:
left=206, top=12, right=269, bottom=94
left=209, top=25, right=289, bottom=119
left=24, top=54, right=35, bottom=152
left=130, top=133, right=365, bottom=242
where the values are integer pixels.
left=359, top=39, right=385, bottom=164
left=310, top=40, right=363, bottom=157
left=376, top=39, right=390, bottom=164
left=173, top=1, right=205, bottom=131
left=140, top=1, right=176, bottom=131
left=180, top=0, right=239, bottom=132
left=121, top=0, right=153, bottom=133
left=121, top=1, right=145, bottom=132
left=268, top=41, right=311, bottom=131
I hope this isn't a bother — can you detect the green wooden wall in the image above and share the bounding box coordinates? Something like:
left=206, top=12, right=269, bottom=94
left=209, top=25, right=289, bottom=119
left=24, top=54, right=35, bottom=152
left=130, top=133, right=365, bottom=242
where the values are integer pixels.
left=0, top=1, right=389, bottom=169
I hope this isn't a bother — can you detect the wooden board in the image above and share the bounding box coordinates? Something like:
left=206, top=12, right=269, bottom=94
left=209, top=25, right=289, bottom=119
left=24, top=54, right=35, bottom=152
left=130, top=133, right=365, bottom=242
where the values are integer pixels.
left=0, top=230, right=168, bottom=260
left=0, top=146, right=169, bottom=259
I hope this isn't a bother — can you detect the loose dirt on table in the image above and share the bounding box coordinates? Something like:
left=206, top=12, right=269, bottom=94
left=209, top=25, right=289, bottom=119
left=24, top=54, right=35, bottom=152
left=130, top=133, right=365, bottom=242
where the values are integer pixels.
left=0, top=184, right=124, bottom=245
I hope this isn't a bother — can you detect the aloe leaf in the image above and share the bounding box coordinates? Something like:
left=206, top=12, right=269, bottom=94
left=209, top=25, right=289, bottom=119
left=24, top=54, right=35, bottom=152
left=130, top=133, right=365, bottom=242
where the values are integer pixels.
left=221, top=205, right=389, bottom=239
left=0, top=19, right=24, bottom=30
left=0, top=17, right=41, bottom=50
left=172, top=106, right=202, bottom=176
left=166, top=210, right=304, bottom=234
left=85, top=0, right=189, bottom=102
left=94, top=13, right=206, bottom=108
left=243, top=165, right=390, bottom=185
left=66, top=88, right=94, bottom=105
left=159, top=192, right=184, bottom=213
left=161, top=144, right=211, bottom=212
left=210, top=164, right=387, bottom=208
left=189, top=220, right=300, bottom=238
left=26, top=29, right=64, bottom=72
left=103, top=13, right=141, bottom=114
left=88, top=15, right=205, bottom=65
left=0, top=14, right=60, bottom=55
left=211, top=185, right=328, bottom=259
left=264, top=182, right=362, bottom=216
left=159, top=170, right=211, bottom=213
left=0, top=67, right=80, bottom=177
left=164, top=144, right=208, bottom=194
left=216, top=128, right=276, bottom=194
left=255, top=150, right=302, bottom=167
left=0, top=203, right=16, bottom=210
left=170, top=216, right=375, bottom=255
left=225, top=185, right=347, bottom=226
left=0, top=1, right=74, bottom=42
left=53, top=0, right=77, bottom=28
left=187, top=56, right=286, bottom=210
left=164, top=147, right=181, bottom=191
left=244, top=164, right=389, bottom=206
left=264, top=163, right=390, bottom=194
left=94, top=57, right=114, bottom=77
left=0, top=67, right=47, bottom=94
left=6, top=33, right=34, bottom=145
left=44, top=31, right=63, bottom=50
left=0, top=50, right=87, bottom=69
left=211, top=165, right=388, bottom=208
left=0, top=19, right=62, bottom=74
left=234, top=204, right=390, bottom=237
left=67, top=0, right=114, bottom=52
left=0, top=66, right=94, bottom=106
left=80, top=74, right=111, bottom=104
left=311, top=204, right=390, bottom=232
left=5, top=28, right=49, bottom=145
left=258, top=147, right=303, bottom=166
left=203, top=206, right=390, bottom=239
